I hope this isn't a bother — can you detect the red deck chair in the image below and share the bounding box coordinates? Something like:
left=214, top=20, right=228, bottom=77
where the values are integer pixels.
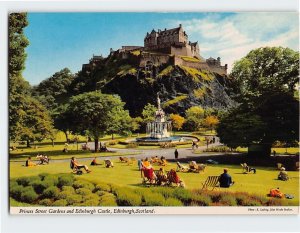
left=141, top=167, right=156, bottom=184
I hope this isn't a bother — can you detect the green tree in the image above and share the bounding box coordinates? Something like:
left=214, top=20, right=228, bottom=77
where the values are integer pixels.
left=218, top=47, right=299, bottom=156
left=16, top=96, right=54, bottom=147
left=9, top=13, right=54, bottom=145
left=9, top=13, right=29, bottom=77
left=32, top=68, right=74, bottom=110
left=185, top=106, right=205, bottom=131
left=66, top=92, right=132, bottom=152
left=131, top=117, right=143, bottom=132
left=142, top=103, right=157, bottom=123
left=52, top=104, right=72, bottom=142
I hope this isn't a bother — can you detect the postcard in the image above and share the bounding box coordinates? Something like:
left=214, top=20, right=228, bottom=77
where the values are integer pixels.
left=9, top=12, right=299, bottom=215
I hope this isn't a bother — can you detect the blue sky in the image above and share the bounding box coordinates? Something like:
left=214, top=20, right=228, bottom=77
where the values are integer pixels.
left=23, top=12, right=299, bottom=85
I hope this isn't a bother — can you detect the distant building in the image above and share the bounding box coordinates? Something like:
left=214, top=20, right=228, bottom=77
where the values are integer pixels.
left=82, top=24, right=227, bottom=75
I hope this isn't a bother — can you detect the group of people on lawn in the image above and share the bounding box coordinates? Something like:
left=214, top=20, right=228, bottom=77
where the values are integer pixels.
left=25, top=154, right=291, bottom=186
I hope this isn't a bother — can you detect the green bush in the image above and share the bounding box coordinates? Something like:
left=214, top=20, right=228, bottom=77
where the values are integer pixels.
left=56, top=190, right=73, bottom=200
left=209, top=192, right=222, bottom=203
left=96, top=190, right=107, bottom=196
left=173, top=188, right=192, bottom=204
left=38, top=173, right=49, bottom=181
left=191, top=193, right=212, bottom=206
left=143, top=192, right=165, bottom=206
left=62, top=186, right=75, bottom=193
left=66, top=194, right=82, bottom=205
left=16, top=177, right=32, bottom=186
left=43, top=186, right=60, bottom=199
left=99, top=193, right=118, bottom=206
left=38, top=198, right=53, bottom=206
left=115, top=188, right=142, bottom=206
left=95, top=183, right=111, bottom=192
left=73, top=180, right=95, bottom=191
left=163, top=198, right=183, bottom=206
left=58, top=175, right=75, bottom=188
left=20, top=186, right=38, bottom=203
left=80, top=198, right=99, bottom=206
left=10, top=183, right=23, bottom=200
left=76, top=188, right=92, bottom=196
left=31, top=180, right=47, bottom=194
left=152, top=187, right=174, bottom=198
left=53, top=199, right=68, bottom=206
left=40, top=176, right=59, bottom=189
left=82, top=193, right=100, bottom=202
left=219, top=195, right=237, bottom=206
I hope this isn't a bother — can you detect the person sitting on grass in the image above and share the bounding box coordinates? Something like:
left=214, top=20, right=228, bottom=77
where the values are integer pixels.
left=142, top=158, right=151, bottom=168
left=219, top=168, right=234, bottom=188
left=25, top=157, right=37, bottom=167
left=156, top=168, right=168, bottom=185
left=90, top=157, right=101, bottom=166
left=278, top=167, right=289, bottom=181
left=71, top=157, right=92, bottom=173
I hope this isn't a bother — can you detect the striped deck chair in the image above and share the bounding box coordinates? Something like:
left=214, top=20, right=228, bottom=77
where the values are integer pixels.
left=201, top=176, right=220, bottom=190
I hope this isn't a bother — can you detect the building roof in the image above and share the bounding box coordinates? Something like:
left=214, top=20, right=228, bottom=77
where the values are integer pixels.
left=145, top=25, right=185, bottom=39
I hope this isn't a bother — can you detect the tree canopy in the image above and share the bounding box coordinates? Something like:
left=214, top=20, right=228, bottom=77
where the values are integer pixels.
left=9, top=13, right=54, bottom=145
left=217, top=47, right=299, bottom=155
left=32, top=68, right=74, bottom=110
left=65, top=91, right=132, bottom=151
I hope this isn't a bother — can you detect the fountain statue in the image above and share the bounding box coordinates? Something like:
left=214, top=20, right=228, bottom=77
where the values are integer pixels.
left=146, top=94, right=172, bottom=139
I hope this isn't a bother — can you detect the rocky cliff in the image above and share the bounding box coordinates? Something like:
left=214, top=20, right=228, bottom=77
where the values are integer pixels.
left=69, top=53, right=235, bottom=116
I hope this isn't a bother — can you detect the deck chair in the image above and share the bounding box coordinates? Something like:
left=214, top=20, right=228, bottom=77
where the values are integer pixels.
left=141, top=167, right=156, bottom=185
left=189, top=161, right=205, bottom=173
left=70, top=160, right=83, bottom=175
left=167, top=169, right=185, bottom=187
left=104, top=159, right=114, bottom=168
left=158, top=159, right=167, bottom=166
left=241, top=163, right=256, bottom=174
left=155, top=169, right=168, bottom=186
left=201, top=176, right=220, bottom=190
left=151, top=156, right=159, bottom=164
left=176, top=161, right=189, bottom=172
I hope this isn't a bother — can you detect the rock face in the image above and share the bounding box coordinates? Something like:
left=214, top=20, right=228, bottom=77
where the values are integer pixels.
left=102, top=64, right=234, bottom=116
left=68, top=52, right=235, bottom=116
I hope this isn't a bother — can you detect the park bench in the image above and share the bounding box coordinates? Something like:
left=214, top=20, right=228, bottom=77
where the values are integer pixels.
left=201, top=176, right=220, bottom=191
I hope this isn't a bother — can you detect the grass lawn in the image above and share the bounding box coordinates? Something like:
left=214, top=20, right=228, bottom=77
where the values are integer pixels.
left=10, top=160, right=299, bottom=206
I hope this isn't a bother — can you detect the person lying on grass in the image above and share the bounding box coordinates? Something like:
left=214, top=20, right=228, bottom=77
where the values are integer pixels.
left=25, top=157, right=37, bottom=167
left=90, top=157, right=101, bottom=166
left=71, top=157, right=92, bottom=173
left=219, top=168, right=234, bottom=188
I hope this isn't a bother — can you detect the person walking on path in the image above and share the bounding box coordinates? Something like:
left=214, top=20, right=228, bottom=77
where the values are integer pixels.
left=174, top=149, right=179, bottom=160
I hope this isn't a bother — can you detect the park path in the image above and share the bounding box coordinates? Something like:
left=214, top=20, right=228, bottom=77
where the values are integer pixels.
left=10, top=139, right=223, bottom=164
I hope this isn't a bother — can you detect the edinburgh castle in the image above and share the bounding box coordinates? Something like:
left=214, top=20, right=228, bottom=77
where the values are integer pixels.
left=82, top=24, right=228, bottom=75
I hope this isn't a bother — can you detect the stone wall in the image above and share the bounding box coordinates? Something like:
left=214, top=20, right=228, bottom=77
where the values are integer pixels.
left=208, top=65, right=227, bottom=75
left=139, top=52, right=171, bottom=67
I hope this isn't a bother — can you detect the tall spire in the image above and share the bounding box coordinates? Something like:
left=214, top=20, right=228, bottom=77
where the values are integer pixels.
left=157, top=93, right=161, bottom=110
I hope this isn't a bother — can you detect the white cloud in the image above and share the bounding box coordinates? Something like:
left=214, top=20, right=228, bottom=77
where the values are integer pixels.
left=166, top=13, right=299, bottom=72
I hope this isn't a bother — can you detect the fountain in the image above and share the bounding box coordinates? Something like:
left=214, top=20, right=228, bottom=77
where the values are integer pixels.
left=136, top=94, right=194, bottom=143
left=146, top=94, right=172, bottom=139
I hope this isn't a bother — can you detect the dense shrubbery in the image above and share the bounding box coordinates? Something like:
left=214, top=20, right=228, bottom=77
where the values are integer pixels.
left=10, top=173, right=288, bottom=207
